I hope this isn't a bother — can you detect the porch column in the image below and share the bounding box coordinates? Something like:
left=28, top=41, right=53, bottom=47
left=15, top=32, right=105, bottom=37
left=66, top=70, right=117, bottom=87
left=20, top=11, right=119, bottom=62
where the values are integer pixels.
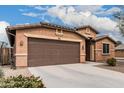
left=80, top=41, right=85, bottom=63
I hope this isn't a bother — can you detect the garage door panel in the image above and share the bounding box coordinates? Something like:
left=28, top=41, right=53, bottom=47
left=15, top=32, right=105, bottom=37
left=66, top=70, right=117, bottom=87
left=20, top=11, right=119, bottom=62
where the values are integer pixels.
left=28, top=38, right=80, bottom=67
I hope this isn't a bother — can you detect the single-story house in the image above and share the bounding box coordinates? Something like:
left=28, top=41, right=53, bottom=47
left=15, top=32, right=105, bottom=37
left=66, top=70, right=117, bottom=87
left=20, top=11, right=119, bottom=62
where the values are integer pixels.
left=115, top=44, right=124, bottom=58
left=6, top=22, right=117, bottom=67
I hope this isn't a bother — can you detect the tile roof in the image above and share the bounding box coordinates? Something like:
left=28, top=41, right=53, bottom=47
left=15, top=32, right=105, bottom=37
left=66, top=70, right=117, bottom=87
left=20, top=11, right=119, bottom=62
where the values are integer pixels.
left=96, top=35, right=108, bottom=40
left=6, top=22, right=88, bottom=39
left=6, top=22, right=99, bottom=34
left=75, top=25, right=99, bottom=34
left=115, top=44, right=124, bottom=50
left=96, top=35, right=117, bottom=44
left=6, top=22, right=74, bottom=31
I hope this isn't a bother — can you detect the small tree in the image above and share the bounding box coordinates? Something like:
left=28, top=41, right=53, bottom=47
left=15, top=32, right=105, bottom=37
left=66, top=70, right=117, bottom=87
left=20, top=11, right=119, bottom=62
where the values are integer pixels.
left=114, top=6, right=124, bottom=36
left=106, top=58, right=117, bottom=66
left=116, top=41, right=122, bottom=46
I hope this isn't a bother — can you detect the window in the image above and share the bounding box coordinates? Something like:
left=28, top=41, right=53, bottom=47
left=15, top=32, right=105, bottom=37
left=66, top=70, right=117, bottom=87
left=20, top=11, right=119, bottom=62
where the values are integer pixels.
left=103, top=43, right=109, bottom=54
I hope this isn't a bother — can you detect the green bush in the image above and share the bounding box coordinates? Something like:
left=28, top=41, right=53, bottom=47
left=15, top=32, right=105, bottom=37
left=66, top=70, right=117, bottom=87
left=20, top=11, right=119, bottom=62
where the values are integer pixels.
left=0, top=68, right=4, bottom=78
left=0, top=75, right=45, bottom=88
left=106, top=58, right=116, bottom=66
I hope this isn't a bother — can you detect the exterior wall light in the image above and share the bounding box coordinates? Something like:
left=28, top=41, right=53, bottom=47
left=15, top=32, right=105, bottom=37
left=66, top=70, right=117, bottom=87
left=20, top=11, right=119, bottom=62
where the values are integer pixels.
left=82, top=45, right=84, bottom=50
left=20, top=41, right=23, bottom=46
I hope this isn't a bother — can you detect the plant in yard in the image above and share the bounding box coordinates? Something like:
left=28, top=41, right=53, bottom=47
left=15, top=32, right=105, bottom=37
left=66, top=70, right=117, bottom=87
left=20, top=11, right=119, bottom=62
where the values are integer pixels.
left=0, top=68, right=4, bottom=78
left=0, top=75, right=45, bottom=88
left=106, top=58, right=117, bottom=66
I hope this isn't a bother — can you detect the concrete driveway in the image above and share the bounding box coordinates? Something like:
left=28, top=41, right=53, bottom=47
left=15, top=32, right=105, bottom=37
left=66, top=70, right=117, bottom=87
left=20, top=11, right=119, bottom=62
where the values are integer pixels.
left=28, top=62, right=124, bottom=88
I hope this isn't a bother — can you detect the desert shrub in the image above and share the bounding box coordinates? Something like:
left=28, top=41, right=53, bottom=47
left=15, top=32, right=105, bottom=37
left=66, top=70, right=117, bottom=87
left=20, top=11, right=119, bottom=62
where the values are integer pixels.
left=0, top=75, right=45, bottom=88
left=0, top=68, right=4, bottom=78
left=106, top=58, right=116, bottom=66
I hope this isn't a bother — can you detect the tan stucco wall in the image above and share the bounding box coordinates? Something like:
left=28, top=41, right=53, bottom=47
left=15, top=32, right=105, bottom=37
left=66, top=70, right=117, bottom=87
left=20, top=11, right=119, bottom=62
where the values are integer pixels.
left=15, top=27, right=86, bottom=67
left=95, top=38, right=115, bottom=62
left=16, top=30, right=28, bottom=67
left=115, top=50, right=124, bottom=57
left=76, top=28, right=96, bottom=39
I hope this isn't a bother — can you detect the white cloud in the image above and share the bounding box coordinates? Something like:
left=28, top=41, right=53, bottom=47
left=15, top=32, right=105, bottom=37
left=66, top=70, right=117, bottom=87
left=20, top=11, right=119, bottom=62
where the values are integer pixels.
left=74, top=5, right=104, bottom=13
left=22, top=11, right=48, bottom=21
left=48, top=6, right=124, bottom=42
left=34, top=6, right=45, bottom=10
left=22, top=12, right=40, bottom=17
left=95, top=7, right=121, bottom=16
left=74, top=6, right=121, bottom=16
left=19, top=9, right=28, bottom=12
left=34, top=6, right=49, bottom=11
left=0, top=21, right=10, bottom=47
left=48, top=6, right=118, bottom=31
left=19, top=9, right=24, bottom=12
left=0, top=21, right=10, bottom=33
left=27, top=5, right=49, bottom=11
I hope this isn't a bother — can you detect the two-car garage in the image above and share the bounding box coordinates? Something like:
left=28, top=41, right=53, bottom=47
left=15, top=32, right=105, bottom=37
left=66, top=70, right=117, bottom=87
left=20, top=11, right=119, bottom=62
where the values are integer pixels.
left=28, top=38, right=80, bottom=67
left=7, top=23, right=86, bottom=67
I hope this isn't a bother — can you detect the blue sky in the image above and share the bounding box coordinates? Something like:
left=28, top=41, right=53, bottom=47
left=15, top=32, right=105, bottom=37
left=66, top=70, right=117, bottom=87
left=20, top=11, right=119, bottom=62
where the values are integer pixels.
left=0, top=5, right=120, bottom=25
left=0, top=5, right=124, bottom=45
left=0, top=5, right=117, bottom=25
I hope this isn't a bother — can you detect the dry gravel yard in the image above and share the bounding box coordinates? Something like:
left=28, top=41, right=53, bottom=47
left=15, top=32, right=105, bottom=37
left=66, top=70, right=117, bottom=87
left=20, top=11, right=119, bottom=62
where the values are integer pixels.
left=96, top=61, right=124, bottom=73
left=0, top=65, right=32, bottom=78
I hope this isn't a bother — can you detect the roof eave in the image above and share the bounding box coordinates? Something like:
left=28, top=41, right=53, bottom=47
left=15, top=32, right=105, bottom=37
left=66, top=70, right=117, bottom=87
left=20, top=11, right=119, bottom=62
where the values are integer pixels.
left=74, top=31, right=88, bottom=40
left=115, top=49, right=124, bottom=51
left=76, top=26, right=99, bottom=34
left=96, top=36, right=117, bottom=44
left=6, top=22, right=74, bottom=32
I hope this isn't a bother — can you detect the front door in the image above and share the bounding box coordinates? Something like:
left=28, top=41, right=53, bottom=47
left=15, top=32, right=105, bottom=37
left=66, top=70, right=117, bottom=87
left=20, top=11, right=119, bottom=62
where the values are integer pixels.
left=85, top=40, right=95, bottom=61
left=86, top=40, right=91, bottom=61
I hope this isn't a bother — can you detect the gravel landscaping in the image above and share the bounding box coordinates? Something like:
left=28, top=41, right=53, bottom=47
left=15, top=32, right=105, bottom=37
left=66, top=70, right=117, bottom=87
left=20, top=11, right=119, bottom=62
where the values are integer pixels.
left=96, top=61, right=124, bottom=73
left=0, top=66, right=46, bottom=88
left=0, top=65, right=32, bottom=78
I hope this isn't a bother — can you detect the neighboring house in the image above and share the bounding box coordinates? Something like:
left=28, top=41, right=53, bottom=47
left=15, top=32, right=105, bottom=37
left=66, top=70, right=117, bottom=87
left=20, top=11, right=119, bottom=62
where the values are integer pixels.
left=6, top=22, right=117, bottom=67
left=115, top=44, right=124, bottom=58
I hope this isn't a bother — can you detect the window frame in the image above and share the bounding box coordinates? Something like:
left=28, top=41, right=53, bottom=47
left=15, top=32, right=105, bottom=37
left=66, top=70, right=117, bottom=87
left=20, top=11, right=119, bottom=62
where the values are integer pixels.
left=102, top=43, right=110, bottom=55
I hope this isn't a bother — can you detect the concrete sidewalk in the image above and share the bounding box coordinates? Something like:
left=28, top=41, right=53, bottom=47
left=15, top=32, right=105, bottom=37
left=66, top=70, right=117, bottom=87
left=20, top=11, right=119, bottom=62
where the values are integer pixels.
left=29, top=62, right=124, bottom=88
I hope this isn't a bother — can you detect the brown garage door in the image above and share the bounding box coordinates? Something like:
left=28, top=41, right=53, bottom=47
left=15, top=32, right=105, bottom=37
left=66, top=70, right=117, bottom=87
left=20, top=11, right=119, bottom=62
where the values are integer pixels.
left=28, top=38, right=80, bottom=67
